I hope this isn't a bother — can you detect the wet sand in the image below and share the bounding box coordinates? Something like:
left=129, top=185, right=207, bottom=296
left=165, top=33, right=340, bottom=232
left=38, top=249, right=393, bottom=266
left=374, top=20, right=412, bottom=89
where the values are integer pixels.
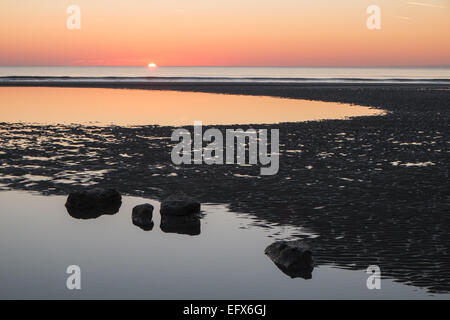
left=0, top=82, right=449, bottom=293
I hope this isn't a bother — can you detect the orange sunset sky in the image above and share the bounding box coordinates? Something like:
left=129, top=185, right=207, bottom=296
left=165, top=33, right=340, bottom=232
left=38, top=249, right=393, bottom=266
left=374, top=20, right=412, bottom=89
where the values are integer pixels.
left=0, top=0, right=449, bottom=66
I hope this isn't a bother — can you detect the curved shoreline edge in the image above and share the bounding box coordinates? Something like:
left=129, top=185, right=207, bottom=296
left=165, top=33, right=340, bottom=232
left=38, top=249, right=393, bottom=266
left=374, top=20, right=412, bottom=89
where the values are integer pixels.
left=0, top=82, right=449, bottom=114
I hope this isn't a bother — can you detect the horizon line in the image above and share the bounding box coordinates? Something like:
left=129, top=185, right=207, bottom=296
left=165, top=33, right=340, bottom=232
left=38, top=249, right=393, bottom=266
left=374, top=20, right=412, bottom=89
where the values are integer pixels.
left=1, top=65, right=449, bottom=68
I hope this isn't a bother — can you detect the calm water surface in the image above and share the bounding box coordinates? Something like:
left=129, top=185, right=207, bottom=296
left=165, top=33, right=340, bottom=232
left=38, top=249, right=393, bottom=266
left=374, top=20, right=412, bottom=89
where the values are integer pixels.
left=0, top=87, right=385, bottom=126
left=0, top=191, right=447, bottom=300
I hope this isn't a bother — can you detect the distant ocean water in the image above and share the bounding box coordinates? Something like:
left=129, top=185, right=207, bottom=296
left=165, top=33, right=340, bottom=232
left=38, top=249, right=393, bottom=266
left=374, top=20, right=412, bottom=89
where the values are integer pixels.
left=0, top=66, right=449, bottom=84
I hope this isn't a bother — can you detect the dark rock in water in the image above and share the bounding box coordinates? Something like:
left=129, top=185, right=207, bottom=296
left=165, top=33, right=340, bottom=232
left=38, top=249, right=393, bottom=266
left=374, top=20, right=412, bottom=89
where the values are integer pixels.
left=160, top=214, right=201, bottom=236
left=132, top=204, right=154, bottom=231
left=264, top=241, right=314, bottom=279
left=65, top=188, right=122, bottom=219
left=160, top=194, right=201, bottom=216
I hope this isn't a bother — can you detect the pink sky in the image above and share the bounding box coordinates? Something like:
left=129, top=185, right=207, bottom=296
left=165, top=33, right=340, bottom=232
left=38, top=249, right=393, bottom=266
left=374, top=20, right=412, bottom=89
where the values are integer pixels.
left=0, top=0, right=449, bottom=66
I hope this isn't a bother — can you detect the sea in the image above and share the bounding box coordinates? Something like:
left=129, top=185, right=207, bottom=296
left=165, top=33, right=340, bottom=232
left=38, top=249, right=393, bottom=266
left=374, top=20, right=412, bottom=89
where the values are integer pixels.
left=0, top=66, right=449, bottom=84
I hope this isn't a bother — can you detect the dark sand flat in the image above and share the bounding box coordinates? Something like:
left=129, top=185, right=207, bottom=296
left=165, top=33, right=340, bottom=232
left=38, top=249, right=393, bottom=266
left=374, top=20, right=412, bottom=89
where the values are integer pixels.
left=0, top=82, right=449, bottom=293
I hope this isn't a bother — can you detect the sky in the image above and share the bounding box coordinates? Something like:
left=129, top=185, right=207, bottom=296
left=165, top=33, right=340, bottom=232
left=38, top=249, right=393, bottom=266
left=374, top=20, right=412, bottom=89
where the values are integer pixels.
left=0, top=0, right=449, bottom=66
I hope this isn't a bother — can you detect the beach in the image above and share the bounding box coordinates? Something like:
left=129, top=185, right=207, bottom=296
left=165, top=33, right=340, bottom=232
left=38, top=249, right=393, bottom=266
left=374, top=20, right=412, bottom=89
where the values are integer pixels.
left=1, top=0, right=450, bottom=308
left=0, top=81, right=449, bottom=295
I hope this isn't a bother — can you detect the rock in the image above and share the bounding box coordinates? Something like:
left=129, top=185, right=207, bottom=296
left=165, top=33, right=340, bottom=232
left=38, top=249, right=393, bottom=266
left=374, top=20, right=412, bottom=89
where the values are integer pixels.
left=65, top=188, right=122, bottom=219
left=160, top=215, right=201, bottom=236
left=132, top=204, right=154, bottom=231
left=264, top=241, right=314, bottom=279
left=160, top=194, right=201, bottom=216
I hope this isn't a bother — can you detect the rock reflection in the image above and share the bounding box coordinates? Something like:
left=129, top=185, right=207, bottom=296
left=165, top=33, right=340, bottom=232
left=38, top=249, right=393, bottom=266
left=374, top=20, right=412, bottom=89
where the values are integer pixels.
left=271, top=263, right=313, bottom=280
left=134, top=221, right=154, bottom=231
left=66, top=203, right=121, bottom=220
left=160, top=214, right=201, bottom=236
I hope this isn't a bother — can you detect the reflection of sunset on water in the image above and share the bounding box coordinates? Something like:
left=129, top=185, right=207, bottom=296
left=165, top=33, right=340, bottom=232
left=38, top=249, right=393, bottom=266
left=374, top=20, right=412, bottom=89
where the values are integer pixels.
left=0, top=87, right=385, bottom=126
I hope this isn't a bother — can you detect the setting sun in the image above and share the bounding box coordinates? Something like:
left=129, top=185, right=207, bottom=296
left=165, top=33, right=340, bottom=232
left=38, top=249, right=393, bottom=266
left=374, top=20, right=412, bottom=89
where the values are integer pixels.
left=148, top=63, right=157, bottom=68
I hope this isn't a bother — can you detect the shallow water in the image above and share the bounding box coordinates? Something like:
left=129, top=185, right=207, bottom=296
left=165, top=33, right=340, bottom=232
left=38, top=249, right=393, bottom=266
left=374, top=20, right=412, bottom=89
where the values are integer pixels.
left=0, top=87, right=385, bottom=126
left=0, top=190, right=447, bottom=300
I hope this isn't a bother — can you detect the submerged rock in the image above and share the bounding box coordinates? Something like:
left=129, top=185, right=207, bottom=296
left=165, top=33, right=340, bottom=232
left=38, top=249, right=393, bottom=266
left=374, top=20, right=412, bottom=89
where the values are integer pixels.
left=160, top=194, right=201, bottom=216
left=65, top=188, right=122, bottom=219
left=132, top=204, right=154, bottom=231
left=160, top=215, right=201, bottom=236
left=264, top=241, right=314, bottom=279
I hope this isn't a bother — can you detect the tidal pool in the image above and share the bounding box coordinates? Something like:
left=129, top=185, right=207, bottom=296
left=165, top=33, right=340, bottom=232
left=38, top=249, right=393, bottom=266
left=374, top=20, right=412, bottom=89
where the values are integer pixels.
left=0, top=87, right=385, bottom=126
left=0, top=190, right=446, bottom=300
